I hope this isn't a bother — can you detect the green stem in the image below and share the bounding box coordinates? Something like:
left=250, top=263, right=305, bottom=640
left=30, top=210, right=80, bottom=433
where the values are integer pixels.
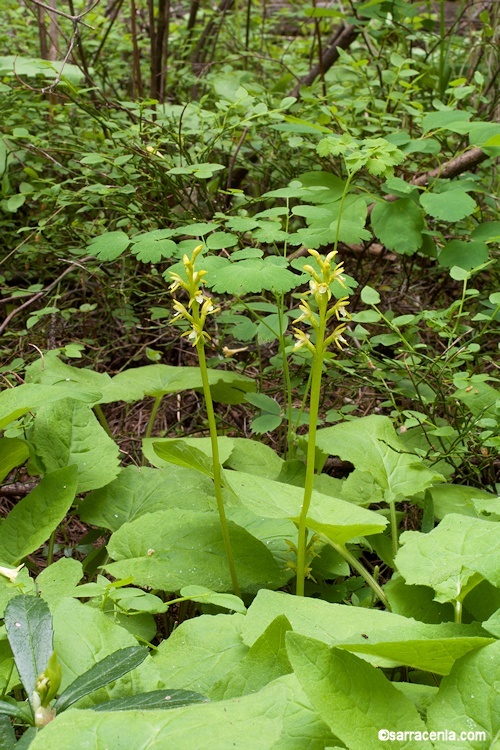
left=450, top=278, right=468, bottom=341
left=296, top=303, right=327, bottom=596
left=389, top=499, right=399, bottom=558
left=195, top=335, right=241, bottom=598
left=454, top=599, right=462, bottom=624
left=145, top=395, right=163, bottom=439
left=324, top=538, right=391, bottom=610
left=277, top=295, right=294, bottom=458
left=142, top=395, right=163, bottom=465
left=93, top=404, right=112, bottom=437
left=46, top=529, right=56, bottom=568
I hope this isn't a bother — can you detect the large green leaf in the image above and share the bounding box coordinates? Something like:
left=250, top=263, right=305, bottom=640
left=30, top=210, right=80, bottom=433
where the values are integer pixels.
left=29, top=682, right=289, bottom=750
left=144, top=436, right=234, bottom=469
left=0, top=437, right=29, bottom=482
left=384, top=573, right=454, bottom=624
left=25, top=352, right=112, bottom=395
left=227, top=470, right=387, bottom=545
left=204, top=256, right=299, bottom=295
left=0, top=466, right=78, bottom=564
left=55, top=647, right=149, bottom=712
left=420, top=190, right=476, bottom=222
left=78, top=465, right=215, bottom=531
left=0, top=384, right=100, bottom=430
left=109, top=365, right=254, bottom=404
left=314, top=415, right=443, bottom=502
left=5, top=595, right=53, bottom=708
left=105, top=509, right=288, bottom=593
left=424, top=484, right=500, bottom=521
left=426, top=640, right=500, bottom=749
left=242, top=590, right=491, bottom=674
left=52, top=598, right=162, bottom=707
left=224, top=438, right=284, bottom=479
left=153, top=613, right=248, bottom=696
left=438, top=240, right=489, bottom=270
left=371, top=198, right=424, bottom=254
left=36, top=559, right=83, bottom=606
left=395, top=514, right=500, bottom=603
left=30, top=399, right=120, bottom=492
left=211, top=615, right=292, bottom=700
left=286, top=633, right=433, bottom=750
left=87, top=231, right=131, bottom=261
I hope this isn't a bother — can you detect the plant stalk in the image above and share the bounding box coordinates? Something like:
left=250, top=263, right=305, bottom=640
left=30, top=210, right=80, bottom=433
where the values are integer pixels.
left=324, top=537, right=391, bottom=610
left=296, top=303, right=327, bottom=596
left=195, top=329, right=241, bottom=598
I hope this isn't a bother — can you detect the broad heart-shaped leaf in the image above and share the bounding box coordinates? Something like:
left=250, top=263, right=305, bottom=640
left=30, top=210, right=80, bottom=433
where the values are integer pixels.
left=145, top=436, right=234, bottom=471
left=426, top=640, right=500, bottom=749
left=78, top=465, right=216, bottom=531
left=91, top=689, right=208, bottom=712
left=384, top=573, right=454, bottom=624
left=55, top=647, right=149, bottom=712
left=227, top=470, right=386, bottom=545
left=0, top=437, right=29, bottom=482
left=420, top=190, right=476, bottom=222
left=52, top=598, right=162, bottom=707
left=205, top=256, right=300, bottom=296
left=36, top=559, right=83, bottom=606
left=286, top=633, right=432, bottom=750
left=108, top=364, right=254, bottom=405
left=105, top=509, right=288, bottom=593
left=242, top=590, right=492, bottom=675
left=0, top=466, right=77, bottom=565
left=371, top=198, right=424, bottom=254
left=211, top=615, right=292, bottom=700
left=0, top=383, right=100, bottom=430
left=25, top=351, right=112, bottom=393
left=395, top=514, right=500, bottom=603
left=152, top=440, right=214, bottom=477
left=28, top=682, right=289, bottom=750
left=438, top=239, right=489, bottom=270
left=30, top=398, right=120, bottom=492
left=224, top=438, right=284, bottom=479
left=5, top=595, right=53, bottom=708
left=314, top=415, right=443, bottom=503
left=153, top=613, right=248, bottom=696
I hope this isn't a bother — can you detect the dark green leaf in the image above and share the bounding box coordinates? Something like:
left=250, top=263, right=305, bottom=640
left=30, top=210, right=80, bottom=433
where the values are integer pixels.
left=91, top=689, right=209, bottom=712
left=371, top=198, right=424, bottom=254
left=5, top=595, right=53, bottom=708
left=87, top=231, right=130, bottom=261
left=54, top=647, right=149, bottom=712
left=0, top=466, right=78, bottom=564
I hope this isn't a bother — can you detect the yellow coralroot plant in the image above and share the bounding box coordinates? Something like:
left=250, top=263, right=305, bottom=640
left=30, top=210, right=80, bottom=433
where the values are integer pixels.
left=292, top=249, right=350, bottom=596
left=169, top=245, right=241, bottom=597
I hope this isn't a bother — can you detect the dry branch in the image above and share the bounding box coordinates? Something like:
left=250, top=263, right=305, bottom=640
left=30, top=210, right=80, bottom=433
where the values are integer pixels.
left=289, top=23, right=359, bottom=99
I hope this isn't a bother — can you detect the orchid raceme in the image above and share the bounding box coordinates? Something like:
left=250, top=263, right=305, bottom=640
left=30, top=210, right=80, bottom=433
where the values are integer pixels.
left=293, top=249, right=350, bottom=356
left=169, top=245, right=219, bottom=346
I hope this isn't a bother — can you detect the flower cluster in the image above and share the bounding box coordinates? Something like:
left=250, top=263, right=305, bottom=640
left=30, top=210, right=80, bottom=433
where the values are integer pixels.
left=168, top=245, right=219, bottom=346
left=293, top=249, right=349, bottom=354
